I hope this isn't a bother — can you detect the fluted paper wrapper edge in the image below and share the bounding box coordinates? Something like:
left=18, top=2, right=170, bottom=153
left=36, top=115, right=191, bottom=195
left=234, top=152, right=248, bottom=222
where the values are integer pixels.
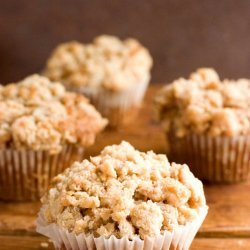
left=0, top=145, right=84, bottom=201
left=36, top=205, right=208, bottom=250
left=168, top=133, right=250, bottom=183
left=66, top=79, right=149, bottom=127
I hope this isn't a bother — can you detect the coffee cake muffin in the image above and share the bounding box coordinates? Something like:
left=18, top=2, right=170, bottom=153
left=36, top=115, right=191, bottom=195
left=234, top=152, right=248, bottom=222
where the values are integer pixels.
left=155, top=68, right=250, bottom=183
left=37, top=141, right=208, bottom=250
left=0, top=75, right=107, bottom=200
left=44, top=35, right=153, bottom=127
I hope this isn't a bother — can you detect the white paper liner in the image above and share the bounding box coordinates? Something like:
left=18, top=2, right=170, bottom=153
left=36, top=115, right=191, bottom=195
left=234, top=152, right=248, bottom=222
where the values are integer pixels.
left=36, top=205, right=208, bottom=250
left=0, top=145, right=84, bottom=201
left=66, top=78, right=149, bottom=127
left=168, top=133, right=250, bottom=183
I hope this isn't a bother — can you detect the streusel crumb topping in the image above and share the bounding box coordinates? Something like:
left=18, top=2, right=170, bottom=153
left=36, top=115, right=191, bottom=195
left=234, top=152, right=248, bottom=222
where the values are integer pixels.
left=41, top=141, right=206, bottom=239
left=0, top=75, right=107, bottom=153
left=44, top=35, right=152, bottom=91
left=155, top=68, right=250, bottom=137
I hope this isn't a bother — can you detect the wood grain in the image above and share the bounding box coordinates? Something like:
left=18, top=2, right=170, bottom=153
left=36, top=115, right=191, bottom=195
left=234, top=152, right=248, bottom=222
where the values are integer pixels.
left=0, top=85, right=249, bottom=249
left=201, top=182, right=250, bottom=238
left=191, top=238, right=250, bottom=250
left=0, top=236, right=249, bottom=250
left=85, top=84, right=168, bottom=157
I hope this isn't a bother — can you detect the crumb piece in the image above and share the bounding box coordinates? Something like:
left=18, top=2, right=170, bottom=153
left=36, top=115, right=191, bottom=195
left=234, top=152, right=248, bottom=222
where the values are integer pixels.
left=40, top=242, right=49, bottom=248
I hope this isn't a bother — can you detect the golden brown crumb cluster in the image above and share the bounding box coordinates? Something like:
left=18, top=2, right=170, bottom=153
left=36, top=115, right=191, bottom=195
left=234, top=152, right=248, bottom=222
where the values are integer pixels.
left=155, top=68, right=250, bottom=137
left=44, top=35, right=152, bottom=91
left=42, top=141, right=206, bottom=239
left=0, top=75, right=107, bottom=153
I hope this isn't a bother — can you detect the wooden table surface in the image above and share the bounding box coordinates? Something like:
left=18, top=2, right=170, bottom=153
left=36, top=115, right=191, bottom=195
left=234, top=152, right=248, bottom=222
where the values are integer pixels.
left=0, top=84, right=249, bottom=250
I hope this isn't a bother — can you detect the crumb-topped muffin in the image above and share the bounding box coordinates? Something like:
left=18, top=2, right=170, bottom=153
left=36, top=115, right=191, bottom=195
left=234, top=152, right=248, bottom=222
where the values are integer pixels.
left=44, top=35, right=153, bottom=127
left=155, top=68, right=250, bottom=137
left=155, top=68, right=250, bottom=183
left=0, top=74, right=107, bottom=153
left=0, top=75, right=107, bottom=200
left=37, top=141, right=208, bottom=249
left=44, top=35, right=152, bottom=91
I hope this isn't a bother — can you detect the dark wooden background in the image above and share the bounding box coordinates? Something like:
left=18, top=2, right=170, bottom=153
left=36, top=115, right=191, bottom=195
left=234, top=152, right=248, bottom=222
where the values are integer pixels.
left=0, top=0, right=250, bottom=84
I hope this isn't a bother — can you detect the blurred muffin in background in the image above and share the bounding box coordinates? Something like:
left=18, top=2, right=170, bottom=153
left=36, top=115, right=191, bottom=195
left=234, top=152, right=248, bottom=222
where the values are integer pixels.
left=0, top=75, right=107, bottom=201
left=155, top=68, right=250, bottom=183
left=44, top=35, right=153, bottom=127
left=37, top=141, right=208, bottom=250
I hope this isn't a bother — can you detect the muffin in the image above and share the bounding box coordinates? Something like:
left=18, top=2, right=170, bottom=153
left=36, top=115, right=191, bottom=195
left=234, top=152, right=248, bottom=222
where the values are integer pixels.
left=44, top=35, right=153, bottom=127
left=37, top=141, right=208, bottom=250
left=0, top=75, right=107, bottom=200
left=155, top=68, right=250, bottom=183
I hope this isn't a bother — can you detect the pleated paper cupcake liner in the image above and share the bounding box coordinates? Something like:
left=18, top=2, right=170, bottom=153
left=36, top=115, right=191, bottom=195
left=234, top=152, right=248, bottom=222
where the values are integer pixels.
left=66, top=79, right=149, bottom=127
left=0, top=145, right=84, bottom=201
left=36, top=205, right=208, bottom=250
left=168, top=133, right=250, bottom=183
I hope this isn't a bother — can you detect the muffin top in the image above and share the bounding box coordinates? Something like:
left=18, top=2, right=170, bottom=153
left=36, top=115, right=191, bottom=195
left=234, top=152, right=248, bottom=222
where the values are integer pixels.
left=155, top=68, right=250, bottom=137
left=41, top=141, right=206, bottom=239
left=44, top=35, right=153, bottom=91
left=0, top=75, right=107, bottom=154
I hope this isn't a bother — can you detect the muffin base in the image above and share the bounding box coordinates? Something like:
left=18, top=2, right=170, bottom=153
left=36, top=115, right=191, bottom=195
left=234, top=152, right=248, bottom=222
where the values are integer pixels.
left=168, top=133, right=250, bottom=183
left=67, top=79, right=149, bottom=127
left=36, top=206, right=208, bottom=250
left=0, top=145, right=84, bottom=201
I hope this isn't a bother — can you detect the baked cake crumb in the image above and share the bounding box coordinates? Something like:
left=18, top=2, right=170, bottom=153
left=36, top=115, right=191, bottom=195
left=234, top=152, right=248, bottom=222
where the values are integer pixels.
left=41, top=141, right=206, bottom=239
